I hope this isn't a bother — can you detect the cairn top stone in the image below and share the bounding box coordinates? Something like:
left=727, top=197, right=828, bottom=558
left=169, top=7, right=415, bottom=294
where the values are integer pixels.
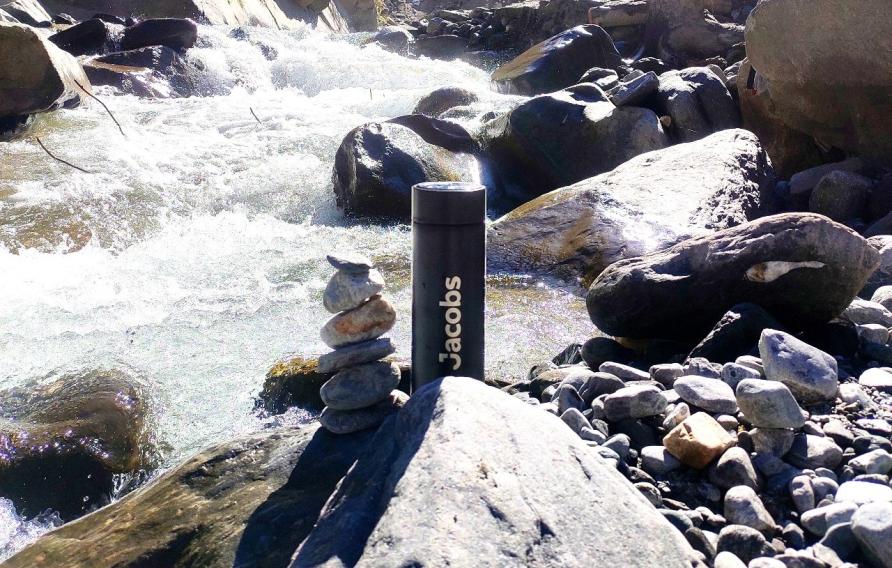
left=326, top=252, right=374, bottom=272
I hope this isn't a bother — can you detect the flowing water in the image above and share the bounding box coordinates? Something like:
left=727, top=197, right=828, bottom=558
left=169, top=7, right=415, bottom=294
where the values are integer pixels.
left=0, top=24, right=591, bottom=557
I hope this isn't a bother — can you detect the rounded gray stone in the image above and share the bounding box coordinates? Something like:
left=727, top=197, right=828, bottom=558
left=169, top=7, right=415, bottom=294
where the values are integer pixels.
left=723, top=485, right=776, bottom=534
left=851, top=502, right=892, bottom=568
left=603, top=384, right=668, bottom=421
left=319, top=390, right=408, bottom=434
left=735, top=378, right=805, bottom=429
left=317, top=338, right=396, bottom=374
left=758, top=329, right=839, bottom=404
left=674, top=375, right=738, bottom=414
left=323, top=268, right=385, bottom=313
left=320, top=361, right=401, bottom=410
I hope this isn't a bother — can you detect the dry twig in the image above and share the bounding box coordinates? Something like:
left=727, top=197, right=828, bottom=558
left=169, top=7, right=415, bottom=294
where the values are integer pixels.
left=36, top=137, right=93, bottom=174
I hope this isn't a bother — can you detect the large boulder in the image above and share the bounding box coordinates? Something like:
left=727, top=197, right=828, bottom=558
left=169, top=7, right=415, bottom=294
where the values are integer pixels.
left=332, top=121, right=478, bottom=221
left=0, top=369, right=154, bottom=521
left=0, top=22, right=91, bottom=117
left=491, top=25, right=624, bottom=95
left=290, top=377, right=697, bottom=567
left=90, top=46, right=218, bottom=98
left=744, top=0, right=892, bottom=166
left=489, top=129, right=775, bottom=283
left=648, top=0, right=744, bottom=63
left=655, top=67, right=740, bottom=143
left=481, top=84, right=669, bottom=208
left=1, top=0, right=51, bottom=25
left=5, top=423, right=377, bottom=568
left=586, top=213, right=880, bottom=339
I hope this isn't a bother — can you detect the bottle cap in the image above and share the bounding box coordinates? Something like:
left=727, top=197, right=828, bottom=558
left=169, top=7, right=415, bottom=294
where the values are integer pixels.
left=412, top=182, right=486, bottom=225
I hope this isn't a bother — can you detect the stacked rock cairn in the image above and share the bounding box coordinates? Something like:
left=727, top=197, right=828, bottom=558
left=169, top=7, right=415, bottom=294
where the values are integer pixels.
left=317, top=252, right=408, bottom=435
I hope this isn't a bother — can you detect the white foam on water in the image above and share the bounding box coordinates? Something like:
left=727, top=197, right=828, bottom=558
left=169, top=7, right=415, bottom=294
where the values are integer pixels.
left=0, top=24, right=591, bottom=557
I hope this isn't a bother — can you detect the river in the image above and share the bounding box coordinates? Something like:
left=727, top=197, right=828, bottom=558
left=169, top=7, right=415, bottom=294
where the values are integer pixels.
left=0, top=23, right=592, bottom=558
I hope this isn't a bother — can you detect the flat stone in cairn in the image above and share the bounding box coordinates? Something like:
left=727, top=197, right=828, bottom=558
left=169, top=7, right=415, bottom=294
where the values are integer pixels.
left=758, top=329, right=839, bottom=404
left=326, top=252, right=374, bottom=273
left=674, top=375, right=738, bottom=414
left=320, top=390, right=408, bottom=434
left=735, top=379, right=806, bottom=429
left=317, top=338, right=396, bottom=374
left=320, top=295, right=396, bottom=348
left=320, top=361, right=401, bottom=411
left=323, top=268, right=385, bottom=313
left=663, top=412, right=735, bottom=469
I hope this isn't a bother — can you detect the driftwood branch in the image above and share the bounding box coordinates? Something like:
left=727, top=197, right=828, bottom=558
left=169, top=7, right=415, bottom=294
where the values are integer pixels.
left=73, top=78, right=126, bottom=138
left=36, top=137, right=93, bottom=174
left=250, top=107, right=263, bottom=125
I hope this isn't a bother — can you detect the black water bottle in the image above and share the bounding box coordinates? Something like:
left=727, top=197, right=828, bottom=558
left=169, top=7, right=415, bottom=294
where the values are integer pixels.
left=412, top=182, right=486, bottom=391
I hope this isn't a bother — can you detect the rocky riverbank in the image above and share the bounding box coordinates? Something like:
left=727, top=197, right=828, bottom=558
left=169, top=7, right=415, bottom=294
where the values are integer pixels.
left=3, top=0, right=892, bottom=566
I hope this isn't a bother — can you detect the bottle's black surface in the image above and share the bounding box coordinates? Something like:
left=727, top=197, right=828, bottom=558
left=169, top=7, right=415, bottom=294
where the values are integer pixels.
left=411, top=182, right=486, bottom=391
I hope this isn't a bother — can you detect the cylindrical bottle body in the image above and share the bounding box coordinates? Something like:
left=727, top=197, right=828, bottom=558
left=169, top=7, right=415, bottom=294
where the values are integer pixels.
left=411, top=183, right=486, bottom=391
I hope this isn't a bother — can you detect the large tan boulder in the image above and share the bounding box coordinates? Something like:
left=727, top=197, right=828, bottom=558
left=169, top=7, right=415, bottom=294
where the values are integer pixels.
left=745, top=0, right=892, bottom=166
left=0, top=21, right=91, bottom=117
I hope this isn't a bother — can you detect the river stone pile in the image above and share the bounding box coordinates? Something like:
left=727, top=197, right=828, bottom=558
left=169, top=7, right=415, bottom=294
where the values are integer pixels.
left=317, top=253, right=406, bottom=435
left=513, top=314, right=892, bottom=567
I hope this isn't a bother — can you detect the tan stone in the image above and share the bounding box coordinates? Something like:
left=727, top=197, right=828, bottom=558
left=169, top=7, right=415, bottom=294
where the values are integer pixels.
left=320, top=295, right=396, bottom=348
left=663, top=412, right=736, bottom=469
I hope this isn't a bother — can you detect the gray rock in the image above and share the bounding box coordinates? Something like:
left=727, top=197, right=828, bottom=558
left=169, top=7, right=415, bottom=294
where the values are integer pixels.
left=722, top=363, right=762, bottom=389
left=635, top=481, right=663, bottom=507
left=588, top=214, right=878, bottom=340
left=788, top=158, right=866, bottom=203
left=555, top=384, right=586, bottom=414
left=864, top=237, right=892, bottom=297
left=578, top=371, right=626, bottom=402
left=319, top=391, right=408, bottom=434
left=413, top=86, right=478, bottom=117
left=789, top=475, right=815, bottom=513
left=320, top=361, right=401, bottom=411
left=714, top=551, right=747, bottom=568
left=655, top=67, right=741, bottom=143
left=851, top=502, right=892, bottom=568
left=577, top=66, right=619, bottom=90
left=801, top=502, right=858, bottom=537
left=641, top=445, right=683, bottom=476
left=723, top=485, right=776, bottom=534
left=735, top=379, right=805, bottom=429
left=849, top=449, right=892, bottom=475
left=841, top=298, right=892, bottom=327
left=716, top=525, right=774, bottom=564
left=759, top=329, right=839, bottom=404
left=317, top=338, right=396, bottom=374
left=787, top=434, right=843, bottom=470
left=736, top=356, right=765, bottom=375
left=320, top=296, right=396, bottom=348
left=560, top=407, right=590, bottom=435
left=709, top=447, right=759, bottom=490
left=857, top=323, right=889, bottom=345
left=291, top=377, right=697, bottom=567
left=603, top=385, right=668, bottom=421
left=651, top=363, right=684, bottom=387
left=859, top=368, right=892, bottom=393
left=750, top=427, right=795, bottom=457
left=748, top=558, right=785, bottom=568
left=682, top=357, right=723, bottom=379
left=689, top=303, right=783, bottom=364
left=818, top=522, right=857, bottom=560
left=675, top=376, right=738, bottom=414
left=871, top=285, right=892, bottom=311
left=809, top=170, right=872, bottom=224
left=603, top=434, right=631, bottom=461
left=812, top=476, right=839, bottom=503
left=490, top=129, right=776, bottom=282
left=610, top=71, right=659, bottom=107
left=600, top=362, right=650, bottom=381
left=323, top=269, right=385, bottom=313
left=838, top=383, right=872, bottom=407
left=836, top=480, right=892, bottom=505
left=663, top=402, right=691, bottom=430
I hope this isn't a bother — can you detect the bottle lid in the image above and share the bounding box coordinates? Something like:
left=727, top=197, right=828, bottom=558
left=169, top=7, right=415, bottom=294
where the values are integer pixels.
left=412, top=182, right=486, bottom=225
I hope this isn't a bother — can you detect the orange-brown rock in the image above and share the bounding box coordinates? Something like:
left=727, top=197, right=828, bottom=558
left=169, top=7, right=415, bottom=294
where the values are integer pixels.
left=663, top=412, right=735, bottom=469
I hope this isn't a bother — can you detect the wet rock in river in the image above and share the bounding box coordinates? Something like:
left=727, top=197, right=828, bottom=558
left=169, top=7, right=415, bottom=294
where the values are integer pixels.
left=413, top=86, right=479, bottom=117
left=121, top=18, right=198, bottom=51
left=256, top=355, right=329, bottom=412
left=48, top=18, right=120, bottom=56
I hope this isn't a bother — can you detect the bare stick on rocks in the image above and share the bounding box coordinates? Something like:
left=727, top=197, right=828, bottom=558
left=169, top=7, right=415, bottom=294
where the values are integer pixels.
left=73, top=78, right=126, bottom=138
left=36, top=137, right=93, bottom=174
left=250, top=107, right=262, bottom=125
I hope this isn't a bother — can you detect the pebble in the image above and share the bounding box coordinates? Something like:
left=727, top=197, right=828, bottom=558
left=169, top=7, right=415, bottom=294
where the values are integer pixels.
left=723, top=485, right=776, bottom=534
left=650, top=363, right=683, bottom=387
left=663, top=412, right=736, bottom=469
left=857, top=323, right=890, bottom=345
left=320, top=361, right=401, bottom=410
left=835, top=480, right=892, bottom=504
left=859, top=367, right=892, bottom=392
left=326, top=252, right=374, bottom=273
left=735, top=356, right=765, bottom=375
left=603, top=384, right=667, bottom=421
left=579, top=371, right=625, bottom=401
left=319, top=390, right=408, bottom=434
left=640, top=445, right=682, bottom=476
left=602, top=434, right=630, bottom=461
left=635, top=482, right=662, bottom=507
left=662, top=402, right=690, bottom=430
left=674, top=376, right=739, bottom=414
left=822, top=419, right=855, bottom=448
left=872, top=285, right=892, bottom=311
left=717, top=414, right=739, bottom=430
left=714, top=551, right=747, bottom=568
left=750, top=427, right=795, bottom=457
left=748, top=558, right=785, bottom=568
left=818, top=522, right=857, bottom=560
left=852, top=502, right=892, bottom=568
left=800, top=503, right=858, bottom=537
left=609, top=70, right=659, bottom=106
left=838, top=382, right=872, bottom=406
left=709, top=447, right=759, bottom=490
left=722, top=363, right=762, bottom=389
left=716, top=525, right=774, bottom=564
left=317, top=337, right=396, bottom=373
left=841, top=298, right=892, bottom=326
left=758, top=329, right=839, bottom=404
left=554, top=384, right=586, bottom=414
left=787, top=434, right=843, bottom=470
left=789, top=475, right=815, bottom=513
left=849, top=448, right=892, bottom=475
left=560, top=407, right=590, bottom=435
left=599, top=361, right=649, bottom=382
left=683, top=358, right=723, bottom=379
left=320, top=296, right=396, bottom=348
left=783, top=522, right=806, bottom=549
left=735, top=379, right=806, bottom=429
left=323, top=268, right=385, bottom=313
left=812, top=476, right=839, bottom=502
